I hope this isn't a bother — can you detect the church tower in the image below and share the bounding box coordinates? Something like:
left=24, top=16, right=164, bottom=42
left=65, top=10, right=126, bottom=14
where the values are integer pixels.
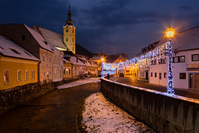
left=63, top=4, right=76, bottom=54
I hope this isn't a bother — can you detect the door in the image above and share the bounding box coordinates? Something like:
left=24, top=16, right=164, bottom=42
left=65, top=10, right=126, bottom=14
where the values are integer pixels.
left=195, top=73, right=199, bottom=89
left=189, top=73, right=199, bottom=89
left=146, top=71, right=148, bottom=80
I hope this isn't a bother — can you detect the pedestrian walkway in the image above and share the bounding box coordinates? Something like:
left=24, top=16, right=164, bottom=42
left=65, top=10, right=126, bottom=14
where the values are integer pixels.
left=110, top=77, right=199, bottom=100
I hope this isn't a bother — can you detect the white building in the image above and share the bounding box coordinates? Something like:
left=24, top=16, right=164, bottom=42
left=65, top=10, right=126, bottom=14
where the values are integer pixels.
left=149, top=26, right=199, bottom=89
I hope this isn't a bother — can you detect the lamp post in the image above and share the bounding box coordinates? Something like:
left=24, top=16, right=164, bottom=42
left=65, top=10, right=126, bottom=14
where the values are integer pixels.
left=166, top=26, right=175, bottom=95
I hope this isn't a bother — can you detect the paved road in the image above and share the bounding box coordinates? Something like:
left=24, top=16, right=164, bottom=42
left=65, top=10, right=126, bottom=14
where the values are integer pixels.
left=111, top=76, right=199, bottom=100
left=0, top=82, right=100, bottom=133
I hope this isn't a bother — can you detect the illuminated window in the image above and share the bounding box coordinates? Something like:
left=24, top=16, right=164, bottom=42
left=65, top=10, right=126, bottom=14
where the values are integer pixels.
left=3, top=70, right=9, bottom=83
left=173, top=56, right=185, bottom=63
left=17, top=70, right=21, bottom=81
left=25, top=70, right=29, bottom=80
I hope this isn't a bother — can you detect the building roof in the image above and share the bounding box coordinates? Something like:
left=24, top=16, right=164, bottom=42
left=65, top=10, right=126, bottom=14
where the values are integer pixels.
left=157, top=26, right=199, bottom=51
left=0, top=35, right=39, bottom=61
left=69, top=56, right=85, bottom=66
left=33, top=25, right=68, bottom=50
left=106, top=55, right=127, bottom=63
left=25, top=25, right=53, bottom=52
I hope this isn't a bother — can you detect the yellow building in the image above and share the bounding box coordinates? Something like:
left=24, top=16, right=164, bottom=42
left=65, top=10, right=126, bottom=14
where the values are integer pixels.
left=63, top=5, right=76, bottom=54
left=0, top=35, right=39, bottom=90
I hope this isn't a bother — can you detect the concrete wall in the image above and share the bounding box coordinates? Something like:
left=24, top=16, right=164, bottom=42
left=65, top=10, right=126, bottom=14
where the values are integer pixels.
left=101, top=78, right=199, bottom=133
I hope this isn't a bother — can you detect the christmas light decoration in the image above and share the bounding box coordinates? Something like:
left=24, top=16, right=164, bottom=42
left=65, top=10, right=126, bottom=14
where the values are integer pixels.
left=166, top=39, right=174, bottom=94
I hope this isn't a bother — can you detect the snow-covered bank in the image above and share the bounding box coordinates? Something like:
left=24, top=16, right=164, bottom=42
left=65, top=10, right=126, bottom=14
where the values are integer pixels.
left=82, top=92, right=155, bottom=133
left=57, top=78, right=100, bottom=89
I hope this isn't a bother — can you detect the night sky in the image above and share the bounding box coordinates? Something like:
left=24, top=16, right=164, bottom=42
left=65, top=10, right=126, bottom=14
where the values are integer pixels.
left=1, top=0, right=199, bottom=58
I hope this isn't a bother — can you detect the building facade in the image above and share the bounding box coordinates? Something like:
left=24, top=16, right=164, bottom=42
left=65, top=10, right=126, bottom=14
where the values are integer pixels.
left=0, top=35, right=39, bottom=90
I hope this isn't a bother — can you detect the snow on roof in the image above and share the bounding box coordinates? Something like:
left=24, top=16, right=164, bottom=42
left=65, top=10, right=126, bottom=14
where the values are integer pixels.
left=157, top=26, right=199, bottom=51
left=24, top=25, right=53, bottom=52
left=69, top=56, right=85, bottom=66
left=63, top=58, right=71, bottom=63
left=0, top=35, right=39, bottom=61
left=33, top=26, right=67, bottom=50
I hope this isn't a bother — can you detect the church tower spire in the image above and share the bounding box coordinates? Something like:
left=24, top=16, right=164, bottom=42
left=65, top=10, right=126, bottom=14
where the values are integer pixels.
left=63, top=4, right=76, bottom=54
left=66, top=4, right=73, bottom=25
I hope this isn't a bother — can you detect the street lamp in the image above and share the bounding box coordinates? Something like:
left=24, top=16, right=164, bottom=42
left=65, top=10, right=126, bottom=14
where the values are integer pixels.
left=166, top=26, right=175, bottom=95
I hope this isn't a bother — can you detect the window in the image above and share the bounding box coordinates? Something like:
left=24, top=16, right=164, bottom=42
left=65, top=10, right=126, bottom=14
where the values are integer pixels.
left=66, top=29, right=68, bottom=32
left=158, top=58, right=166, bottom=64
left=151, top=60, right=157, bottom=65
left=68, top=69, right=70, bottom=74
left=72, top=30, right=74, bottom=33
left=49, top=57, right=51, bottom=63
left=0, top=46, right=4, bottom=50
left=164, top=73, right=167, bottom=78
left=9, top=48, right=20, bottom=55
left=25, top=70, right=29, bottom=80
left=179, top=73, right=186, bottom=79
left=21, top=35, right=26, bottom=40
left=151, top=72, right=153, bottom=77
left=159, top=73, right=162, bottom=79
left=192, top=54, right=199, bottom=61
left=179, top=56, right=185, bottom=62
left=66, top=38, right=68, bottom=41
left=72, top=38, right=74, bottom=42
left=173, top=56, right=185, bottom=63
left=155, top=72, right=157, bottom=77
left=17, top=70, right=21, bottom=81
left=43, top=55, right=45, bottom=62
left=3, top=70, right=9, bottom=83
left=32, top=70, right=35, bottom=80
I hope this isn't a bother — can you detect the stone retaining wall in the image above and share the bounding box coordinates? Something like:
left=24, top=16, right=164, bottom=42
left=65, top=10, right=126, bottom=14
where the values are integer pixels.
left=101, top=78, right=199, bottom=133
left=0, top=78, right=78, bottom=114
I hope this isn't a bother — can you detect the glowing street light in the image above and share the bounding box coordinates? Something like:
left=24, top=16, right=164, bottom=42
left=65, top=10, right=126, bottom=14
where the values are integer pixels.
left=101, top=57, right=104, bottom=62
left=166, top=26, right=175, bottom=95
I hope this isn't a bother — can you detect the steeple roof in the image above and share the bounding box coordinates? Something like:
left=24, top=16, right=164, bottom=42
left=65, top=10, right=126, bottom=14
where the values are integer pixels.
left=66, top=4, right=73, bottom=25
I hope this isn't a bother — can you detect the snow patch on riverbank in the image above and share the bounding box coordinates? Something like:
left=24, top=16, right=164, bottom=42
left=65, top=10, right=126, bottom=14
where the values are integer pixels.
left=57, top=78, right=100, bottom=89
left=82, top=92, right=154, bottom=133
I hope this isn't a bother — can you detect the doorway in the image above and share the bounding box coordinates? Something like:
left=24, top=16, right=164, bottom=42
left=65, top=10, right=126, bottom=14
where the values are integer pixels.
left=189, top=73, right=199, bottom=89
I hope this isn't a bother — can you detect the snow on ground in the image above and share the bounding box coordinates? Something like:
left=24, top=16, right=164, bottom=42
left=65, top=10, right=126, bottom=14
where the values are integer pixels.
left=82, top=92, right=155, bottom=133
left=57, top=78, right=100, bottom=89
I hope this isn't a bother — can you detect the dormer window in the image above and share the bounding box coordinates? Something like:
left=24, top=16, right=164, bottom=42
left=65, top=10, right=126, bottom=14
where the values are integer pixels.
left=21, top=35, right=26, bottom=40
left=43, top=40, right=48, bottom=45
left=9, top=48, right=20, bottom=55
left=0, top=46, right=4, bottom=50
